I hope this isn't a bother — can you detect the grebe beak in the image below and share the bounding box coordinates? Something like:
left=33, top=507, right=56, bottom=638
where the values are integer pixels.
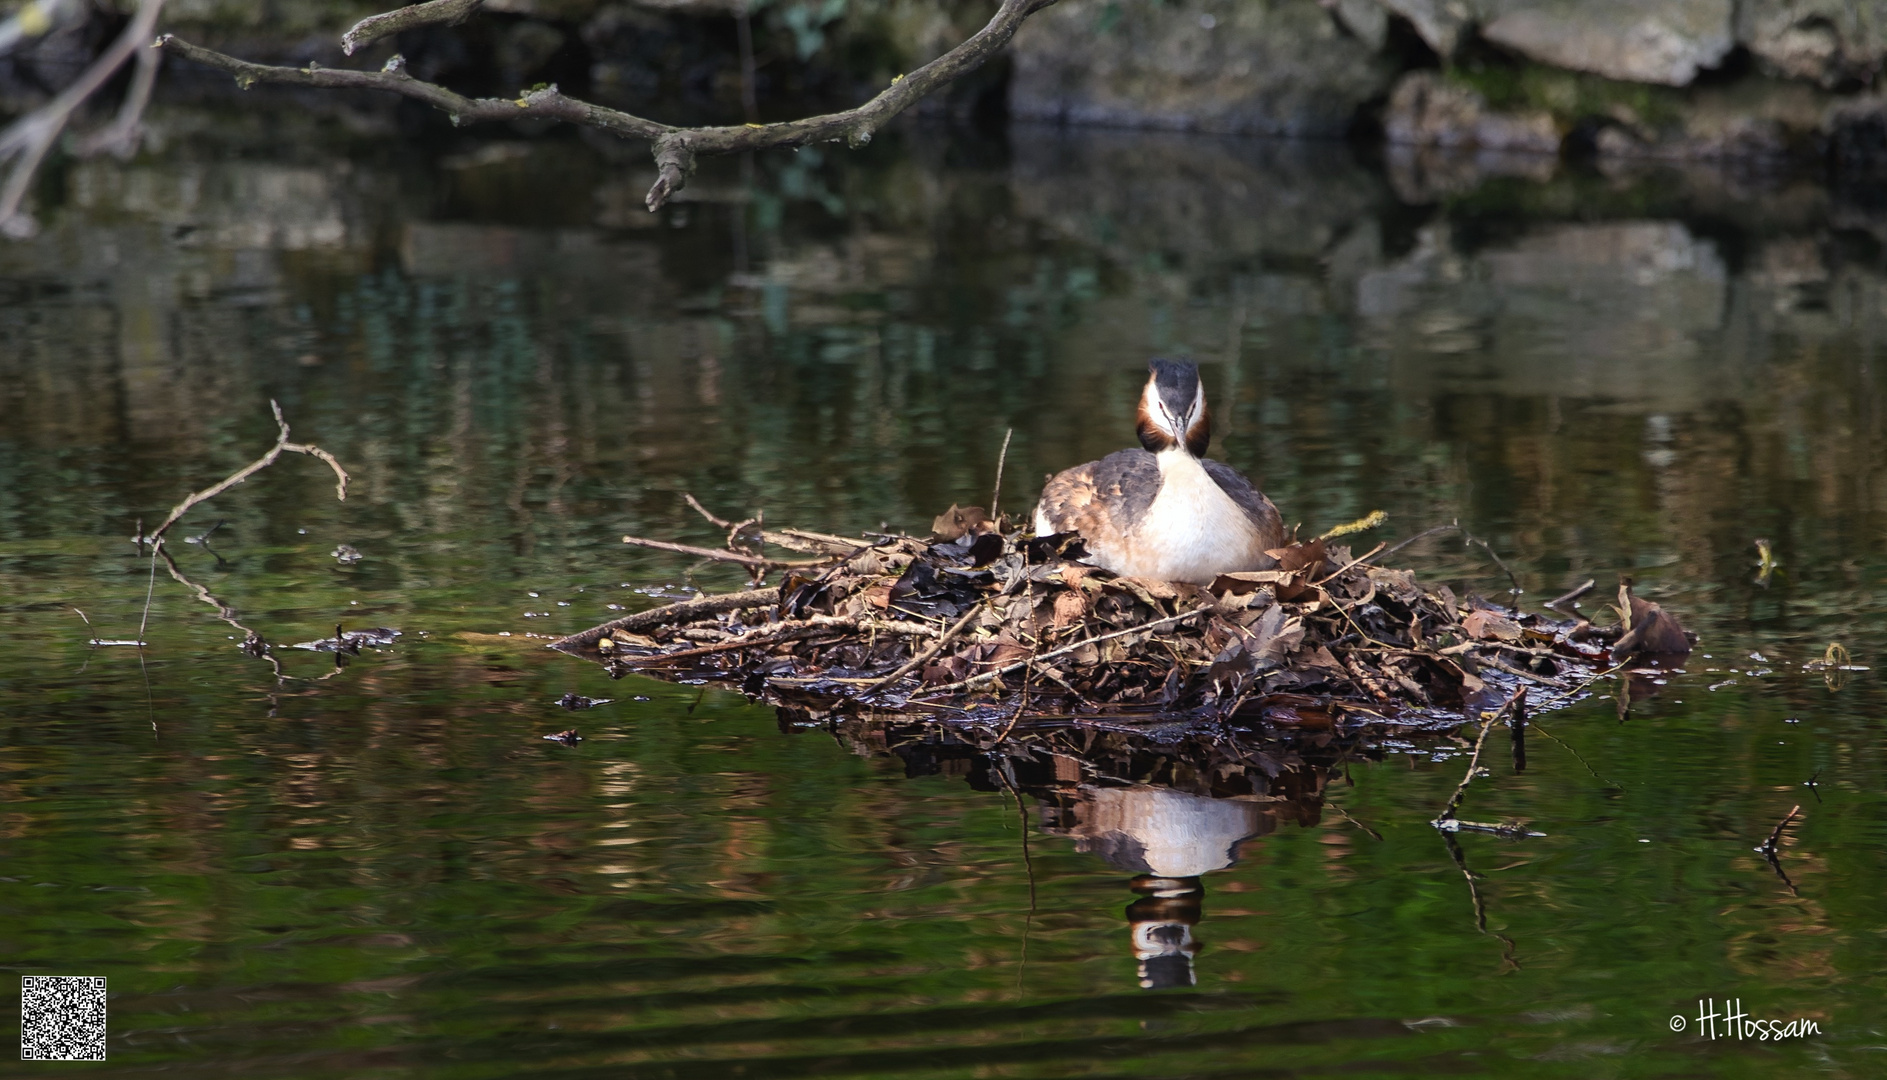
left=1138, top=359, right=1210, bottom=456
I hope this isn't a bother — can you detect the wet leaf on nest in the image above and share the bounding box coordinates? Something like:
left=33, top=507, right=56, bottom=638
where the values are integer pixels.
left=1106, top=575, right=1181, bottom=609
left=1158, top=663, right=1187, bottom=705
left=1266, top=538, right=1329, bottom=578
left=1367, top=567, right=1421, bottom=604
left=922, top=655, right=971, bottom=684
left=1051, top=589, right=1088, bottom=629
left=967, top=532, right=1006, bottom=567
left=1248, top=604, right=1303, bottom=663
left=966, top=634, right=1032, bottom=670
left=891, top=558, right=939, bottom=599
left=543, top=729, right=583, bottom=744
left=1300, top=645, right=1343, bottom=674
left=1024, top=531, right=1089, bottom=563
left=1462, top=608, right=1523, bottom=642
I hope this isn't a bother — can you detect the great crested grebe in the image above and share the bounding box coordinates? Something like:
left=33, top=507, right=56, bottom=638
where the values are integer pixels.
left=1033, top=359, right=1284, bottom=585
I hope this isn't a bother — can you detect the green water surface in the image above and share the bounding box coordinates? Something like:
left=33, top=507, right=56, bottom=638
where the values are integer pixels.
left=2, top=106, right=1884, bottom=1077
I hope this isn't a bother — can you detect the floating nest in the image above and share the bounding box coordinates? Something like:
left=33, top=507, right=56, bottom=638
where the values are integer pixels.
left=551, top=503, right=1694, bottom=738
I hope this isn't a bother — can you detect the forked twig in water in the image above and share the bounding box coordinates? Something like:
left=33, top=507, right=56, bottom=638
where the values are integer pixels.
left=132, top=401, right=350, bottom=661
left=144, top=400, right=349, bottom=546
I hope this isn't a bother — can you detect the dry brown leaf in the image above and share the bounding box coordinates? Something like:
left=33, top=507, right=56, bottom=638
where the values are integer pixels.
left=1210, top=570, right=1294, bottom=595
left=1462, top=609, right=1522, bottom=642
left=1266, top=538, right=1329, bottom=577
left=1301, top=645, right=1342, bottom=673
left=930, top=504, right=991, bottom=541
left=1118, top=576, right=1179, bottom=601
left=1052, top=590, right=1088, bottom=629
left=1611, top=585, right=1693, bottom=660
left=1367, top=567, right=1420, bottom=604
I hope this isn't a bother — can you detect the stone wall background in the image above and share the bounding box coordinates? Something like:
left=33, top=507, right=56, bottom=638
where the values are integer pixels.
left=7, top=1, right=1887, bottom=166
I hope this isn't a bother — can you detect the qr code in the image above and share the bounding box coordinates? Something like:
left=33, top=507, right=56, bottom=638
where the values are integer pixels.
left=21, top=977, right=107, bottom=1061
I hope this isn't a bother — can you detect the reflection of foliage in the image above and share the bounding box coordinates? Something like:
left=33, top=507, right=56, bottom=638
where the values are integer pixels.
left=768, top=0, right=854, bottom=60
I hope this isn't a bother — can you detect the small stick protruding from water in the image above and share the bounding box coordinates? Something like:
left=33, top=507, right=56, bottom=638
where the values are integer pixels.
left=622, top=534, right=832, bottom=570
left=1758, top=804, right=1801, bottom=858
left=989, top=427, right=1012, bottom=523
left=1510, top=687, right=1527, bottom=774
left=1757, top=804, right=1802, bottom=896
left=1434, top=687, right=1525, bottom=828
left=1544, top=579, right=1595, bottom=611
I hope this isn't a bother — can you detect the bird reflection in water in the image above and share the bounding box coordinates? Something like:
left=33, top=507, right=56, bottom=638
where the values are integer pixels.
left=1127, top=875, right=1203, bottom=990
left=822, top=714, right=1346, bottom=990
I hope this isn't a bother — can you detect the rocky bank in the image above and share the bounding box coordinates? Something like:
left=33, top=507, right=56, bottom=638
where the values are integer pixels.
left=16, top=0, right=1887, bottom=165
left=1009, top=0, right=1887, bottom=164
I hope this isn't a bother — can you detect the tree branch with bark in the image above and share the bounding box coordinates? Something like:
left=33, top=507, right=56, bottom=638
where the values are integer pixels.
left=0, top=0, right=166, bottom=236
left=158, top=0, right=1057, bottom=211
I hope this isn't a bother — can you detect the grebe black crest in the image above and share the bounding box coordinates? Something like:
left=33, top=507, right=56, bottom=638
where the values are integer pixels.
left=1033, top=359, right=1283, bottom=585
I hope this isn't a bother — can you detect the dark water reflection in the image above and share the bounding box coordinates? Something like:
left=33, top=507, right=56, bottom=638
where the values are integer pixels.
left=4, top=103, right=1886, bottom=1077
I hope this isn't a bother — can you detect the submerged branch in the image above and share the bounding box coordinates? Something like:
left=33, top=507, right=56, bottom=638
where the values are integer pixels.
left=160, top=0, right=1057, bottom=210
left=157, top=547, right=285, bottom=683
left=1757, top=803, right=1803, bottom=895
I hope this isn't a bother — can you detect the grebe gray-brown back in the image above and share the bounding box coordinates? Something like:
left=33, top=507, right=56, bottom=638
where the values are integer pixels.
left=1033, top=359, right=1284, bottom=585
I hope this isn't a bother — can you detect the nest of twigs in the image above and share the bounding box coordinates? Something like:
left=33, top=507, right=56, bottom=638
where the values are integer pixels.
left=551, top=501, right=1695, bottom=736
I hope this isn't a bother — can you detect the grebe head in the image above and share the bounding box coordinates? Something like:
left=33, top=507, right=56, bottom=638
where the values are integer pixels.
left=1135, top=358, right=1210, bottom=457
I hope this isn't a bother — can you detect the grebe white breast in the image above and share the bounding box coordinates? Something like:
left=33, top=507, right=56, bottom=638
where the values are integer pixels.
left=1032, top=359, right=1284, bottom=585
